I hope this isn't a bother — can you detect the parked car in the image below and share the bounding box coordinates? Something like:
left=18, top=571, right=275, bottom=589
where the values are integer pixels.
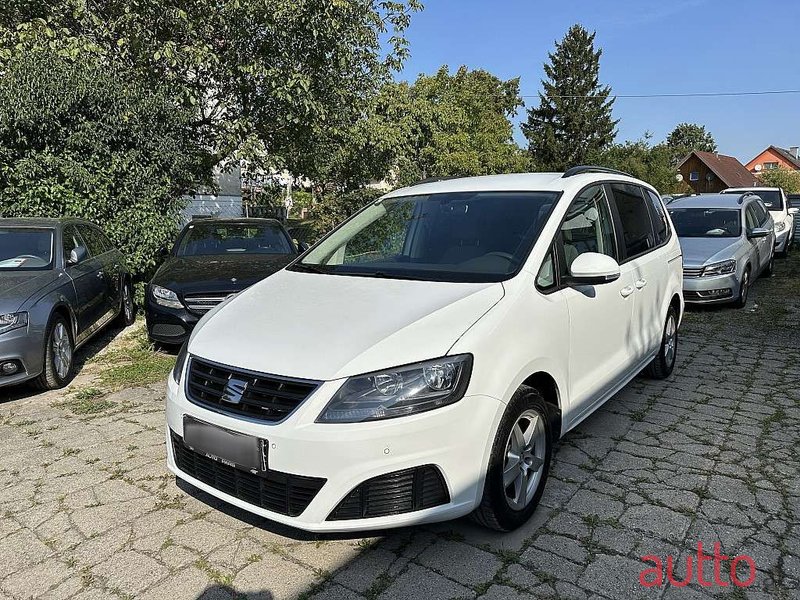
left=165, top=167, right=683, bottom=532
left=0, top=218, right=134, bottom=390
left=722, top=187, right=797, bottom=256
left=146, top=218, right=302, bottom=346
left=788, top=194, right=800, bottom=246
left=667, top=193, right=775, bottom=307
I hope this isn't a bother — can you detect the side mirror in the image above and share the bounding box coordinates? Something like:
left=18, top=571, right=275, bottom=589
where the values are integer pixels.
left=789, top=207, right=799, bottom=215
left=67, top=246, right=88, bottom=266
left=566, top=252, right=621, bottom=286
left=747, top=227, right=770, bottom=239
left=158, top=245, right=169, bottom=257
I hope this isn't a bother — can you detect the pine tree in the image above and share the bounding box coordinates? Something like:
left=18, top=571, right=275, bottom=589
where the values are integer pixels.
left=523, top=25, right=618, bottom=171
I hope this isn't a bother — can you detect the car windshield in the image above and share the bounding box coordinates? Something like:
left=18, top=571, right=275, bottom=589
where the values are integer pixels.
left=0, top=228, right=55, bottom=270
left=293, top=191, right=560, bottom=283
left=175, top=222, right=294, bottom=256
left=667, top=208, right=741, bottom=238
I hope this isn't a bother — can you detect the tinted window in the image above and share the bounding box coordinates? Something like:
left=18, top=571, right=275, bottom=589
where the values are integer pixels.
left=176, top=222, right=294, bottom=256
left=557, top=185, right=617, bottom=277
left=62, top=226, right=85, bottom=263
left=608, top=183, right=655, bottom=259
left=751, top=201, right=769, bottom=226
left=752, top=190, right=782, bottom=211
left=297, top=191, right=560, bottom=283
left=78, top=225, right=108, bottom=256
left=745, top=205, right=758, bottom=230
left=0, top=228, right=54, bottom=270
left=668, top=208, right=741, bottom=238
left=645, top=189, right=670, bottom=245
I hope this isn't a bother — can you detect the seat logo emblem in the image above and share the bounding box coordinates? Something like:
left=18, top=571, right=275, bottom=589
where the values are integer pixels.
left=221, top=377, right=248, bottom=405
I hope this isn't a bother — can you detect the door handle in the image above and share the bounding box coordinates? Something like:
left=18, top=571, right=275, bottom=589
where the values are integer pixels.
left=97, top=271, right=104, bottom=278
left=635, top=278, right=647, bottom=289
left=620, top=286, right=635, bottom=298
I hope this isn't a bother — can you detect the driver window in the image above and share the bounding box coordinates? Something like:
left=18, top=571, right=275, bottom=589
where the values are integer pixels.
left=745, top=205, right=758, bottom=230
left=557, top=186, right=617, bottom=277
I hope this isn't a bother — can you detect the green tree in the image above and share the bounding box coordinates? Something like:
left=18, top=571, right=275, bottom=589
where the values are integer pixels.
left=523, top=25, right=618, bottom=171
left=0, top=50, right=212, bottom=285
left=757, top=167, right=800, bottom=193
left=666, top=123, right=717, bottom=162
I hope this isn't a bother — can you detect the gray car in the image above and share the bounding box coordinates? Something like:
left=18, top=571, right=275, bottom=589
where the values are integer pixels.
left=667, top=193, right=775, bottom=307
left=0, top=218, right=135, bottom=390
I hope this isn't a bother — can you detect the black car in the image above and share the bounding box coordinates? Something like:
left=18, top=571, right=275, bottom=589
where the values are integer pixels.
left=146, top=218, right=302, bottom=345
left=0, top=218, right=134, bottom=390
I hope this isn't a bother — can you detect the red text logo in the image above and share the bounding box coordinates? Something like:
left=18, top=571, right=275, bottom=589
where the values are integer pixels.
left=640, top=542, right=756, bottom=588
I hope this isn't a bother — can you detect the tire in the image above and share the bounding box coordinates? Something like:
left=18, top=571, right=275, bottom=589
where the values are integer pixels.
left=732, top=267, right=751, bottom=308
left=762, top=253, right=774, bottom=277
left=115, top=279, right=136, bottom=327
left=471, top=386, right=553, bottom=531
left=34, top=314, right=75, bottom=390
left=644, top=305, right=678, bottom=379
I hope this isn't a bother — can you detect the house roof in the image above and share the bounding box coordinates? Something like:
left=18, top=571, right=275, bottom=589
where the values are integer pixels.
left=768, top=146, right=800, bottom=169
left=680, top=151, right=759, bottom=188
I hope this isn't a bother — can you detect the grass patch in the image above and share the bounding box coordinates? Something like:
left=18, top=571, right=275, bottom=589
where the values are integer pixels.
left=93, top=328, right=175, bottom=389
left=194, top=557, right=234, bottom=587
left=54, top=395, right=116, bottom=416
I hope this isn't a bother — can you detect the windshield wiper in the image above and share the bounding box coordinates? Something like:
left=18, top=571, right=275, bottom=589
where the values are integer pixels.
left=292, top=262, right=330, bottom=274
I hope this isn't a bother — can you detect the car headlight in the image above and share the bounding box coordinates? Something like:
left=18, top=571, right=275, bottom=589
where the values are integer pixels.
left=702, top=259, right=736, bottom=277
left=317, top=355, right=473, bottom=423
left=775, top=221, right=786, bottom=233
left=172, top=342, right=189, bottom=384
left=152, top=285, right=183, bottom=309
left=0, top=312, right=28, bottom=335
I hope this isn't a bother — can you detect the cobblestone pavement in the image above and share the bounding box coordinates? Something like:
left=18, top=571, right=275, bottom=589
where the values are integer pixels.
left=1, top=256, right=799, bottom=600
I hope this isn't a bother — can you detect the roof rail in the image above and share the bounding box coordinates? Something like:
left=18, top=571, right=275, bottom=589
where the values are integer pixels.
left=562, top=165, right=633, bottom=178
left=408, top=176, right=462, bottom=186
left=738, top=191, right=760, bottom=204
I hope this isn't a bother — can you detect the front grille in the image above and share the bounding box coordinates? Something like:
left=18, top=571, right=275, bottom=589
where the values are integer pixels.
left=171, top=431, right=325, bottom=516
left=683, top=266, right=703, bottom=278
left=186, top=357, right=319, bottom=422
left=328, top=465, right=449, bottom=521
left=184, top=293, right=235, bottom=314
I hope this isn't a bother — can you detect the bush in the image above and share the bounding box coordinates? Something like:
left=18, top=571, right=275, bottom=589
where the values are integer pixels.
left=0, top=49, right=211, bottom=290
left=306, top=188, right=385, bottom=241
left=757, top=167, right=800, bottom=193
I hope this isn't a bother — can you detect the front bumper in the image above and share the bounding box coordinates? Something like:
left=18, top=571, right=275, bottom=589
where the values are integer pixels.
left=0, top=325, right=44, bottom=388
left=774, top=229, right=790, bottom=253
left=682, top=273, right=739, bottom=304
left=145, top=297, right=200, bottom=345
left=165, top=372, right=504, bottom=532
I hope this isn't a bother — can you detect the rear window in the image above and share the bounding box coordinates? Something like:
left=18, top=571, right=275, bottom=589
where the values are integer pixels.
left=176, top=222, right=294, bottom=256
left=667, top=208, right=741, bottom=238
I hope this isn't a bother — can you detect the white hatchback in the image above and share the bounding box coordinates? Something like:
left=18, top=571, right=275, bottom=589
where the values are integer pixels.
left=166, top=167, right=684, bottom=532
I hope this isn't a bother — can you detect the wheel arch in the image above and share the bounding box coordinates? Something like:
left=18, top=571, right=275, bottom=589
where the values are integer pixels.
left=521, top=371, right=562, bottom=438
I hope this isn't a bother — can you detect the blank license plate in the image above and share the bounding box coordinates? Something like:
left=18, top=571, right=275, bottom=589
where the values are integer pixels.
left=183, top=416, right=265, bottom=472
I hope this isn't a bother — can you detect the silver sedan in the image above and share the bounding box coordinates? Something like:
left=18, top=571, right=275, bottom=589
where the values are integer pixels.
left=667, top=193, right=775, bottom=308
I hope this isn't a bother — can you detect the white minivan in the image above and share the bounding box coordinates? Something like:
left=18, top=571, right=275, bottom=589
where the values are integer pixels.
left=166, top=167, right=684, bottom=532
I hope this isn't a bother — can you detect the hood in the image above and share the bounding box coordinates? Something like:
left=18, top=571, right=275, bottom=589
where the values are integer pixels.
left=0, top=270, right=60, bottom=313
left=189, top=269, right=505, bottom=381
left=679, top=237, right=741, bottom=266
left=152, top=253, right=295, bottom=296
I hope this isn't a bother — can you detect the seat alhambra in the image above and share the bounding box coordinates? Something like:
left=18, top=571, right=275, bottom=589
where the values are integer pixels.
left=165, top=167, right=684, bottom=532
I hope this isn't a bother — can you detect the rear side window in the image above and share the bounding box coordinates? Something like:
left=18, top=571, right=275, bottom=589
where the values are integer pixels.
left=644, top=189, right=671, bottom=245
left=557, top=185, right=617, bottom=278
left=78, top=225, right=109, bottom=256
left=608, top=183, right=656, bottom=260
left=745, top=205, right=758, bottom=230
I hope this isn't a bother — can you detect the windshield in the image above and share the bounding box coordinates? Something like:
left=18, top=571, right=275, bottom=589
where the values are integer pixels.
left=667, top=208, right=741, bottom=238
left=175, top=222, right=294, bottom=256
left=293, top=191, right=560, bottom=282
left=0, top=228, right=55, bottom=270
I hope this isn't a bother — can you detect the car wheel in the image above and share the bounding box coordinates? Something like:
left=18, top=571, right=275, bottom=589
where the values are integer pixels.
left=115, top=279, right=136, bottom=327
left=732, top=268, right=750, bottom=308
left=644, top=305, right=678, bottom=379
left=763, top=253, right=775, bottom=277
left=34, top=314, right=74, bottom=390
left=471, top=385, right=553, bottom=531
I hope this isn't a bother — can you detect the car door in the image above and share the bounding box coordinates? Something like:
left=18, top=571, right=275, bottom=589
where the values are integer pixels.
left=746, top=201, right=770, bottom=271
left=606, top=183, right=666, bottom=361
left=77, top=224, right=117, bottom=321
left=553, top=184, right=636, bottom=422
left=63, top=225, right=107, bottom=340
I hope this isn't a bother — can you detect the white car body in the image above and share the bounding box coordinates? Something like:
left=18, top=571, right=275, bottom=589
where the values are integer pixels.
left=166, top=170, right=684, bottom=532
left=723, top=187, right=797, bottom=254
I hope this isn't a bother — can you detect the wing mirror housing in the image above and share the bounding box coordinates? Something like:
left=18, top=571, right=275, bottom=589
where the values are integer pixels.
left=67, top=246, right=88, bottom=266
left=295, top=240, right=310, bottom=253
left=789, top=207, right=799, bottom=215
left=747, top=227, right=770, bottom=239
left=565, top=252, right=621, bottom=286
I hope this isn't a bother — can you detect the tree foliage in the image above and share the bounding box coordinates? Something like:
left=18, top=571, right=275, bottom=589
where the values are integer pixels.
left=0, top=50, right=211, bottom=282
left=666, top=122, right=717, bottom=161
left=523, top=25, right=618, bottom=171
left=758, top=167, right=800, bottom=193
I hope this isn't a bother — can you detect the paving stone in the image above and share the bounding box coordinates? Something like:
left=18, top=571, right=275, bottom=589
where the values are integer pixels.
left=92, top=550, right=170, bottom=595
left=377, top=563, right=473, bottom=600
left=579, top=554, right=657, bottom=600
left=564, top=489, right=625, bottom=520
left=0, top=558, right=71, bottom=598
left=416, top=539, right=501, bottom=586
left=332, top=548, right=396, bottom=593
left=519, top=546, right=583, bottom=581
left=708, top=475, right=757, bottom=507
left=233, top=554, right=316, bottom=599
left=619, top=505, right=691, bottom=541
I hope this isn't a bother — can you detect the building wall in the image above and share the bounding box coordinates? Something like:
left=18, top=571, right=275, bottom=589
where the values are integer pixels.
left=679, top=155, right=727, bottom=193
left=745, top=149, right=799, bottom=173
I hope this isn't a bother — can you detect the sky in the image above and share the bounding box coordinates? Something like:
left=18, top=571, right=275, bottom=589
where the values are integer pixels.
left=397, top=0, right=800, bottom=163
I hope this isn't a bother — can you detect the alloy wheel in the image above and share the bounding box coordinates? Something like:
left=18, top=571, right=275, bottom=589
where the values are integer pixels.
left=123, top=284, right=134, bottom=322
left=52, top=322, right=72, bottom=379
left=503, top=410, right=546, bottom=510
left=664, top=313, right=677, bottom=367
left=740, top=272, right=749, bottom=305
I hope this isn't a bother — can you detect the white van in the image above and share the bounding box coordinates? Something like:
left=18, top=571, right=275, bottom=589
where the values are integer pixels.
left=166, top=167, right=684, bottom=532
